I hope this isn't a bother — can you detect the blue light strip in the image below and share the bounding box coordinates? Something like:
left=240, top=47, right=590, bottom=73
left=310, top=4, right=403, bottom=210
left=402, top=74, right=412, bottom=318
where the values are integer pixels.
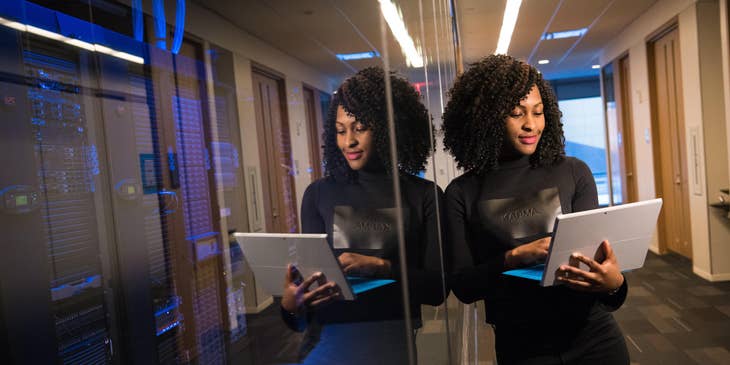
left=156, top=320, right=180, bottom=336
left=336, top=51, right=380, bottom=61
left=153, top=0, right=167, bottom=50
left=132, top=0, right=143, bottom=42
left=170, top=0, right=186, bottom=54
left=155, top=301, right=180, bottom=317
left=186, top=231, right=218, bottom=241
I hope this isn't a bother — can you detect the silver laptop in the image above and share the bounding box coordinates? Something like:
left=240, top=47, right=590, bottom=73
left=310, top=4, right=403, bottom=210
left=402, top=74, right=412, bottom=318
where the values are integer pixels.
left=503, top=198, right=663, bottom=286
left=233, top=232, right=395, bottom=300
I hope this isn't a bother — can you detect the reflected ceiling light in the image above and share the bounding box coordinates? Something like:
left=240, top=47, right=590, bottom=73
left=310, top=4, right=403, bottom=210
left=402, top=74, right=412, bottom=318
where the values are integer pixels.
left=495, top=0, right=522, bottom=55
left=64, top=38, right=96, bottom=52
left=378, top=0, right=424, bottom=68
left=592, top=64, right=601, bottom=69
left=0, top=17, right=26, bottom=32
left=336, top=51, right=380, bottom=61
left=542, top=27, right=588, bottom=40
left=0, top=16, right=144, bottom=64
left=538, top=59, right=550, bottom=65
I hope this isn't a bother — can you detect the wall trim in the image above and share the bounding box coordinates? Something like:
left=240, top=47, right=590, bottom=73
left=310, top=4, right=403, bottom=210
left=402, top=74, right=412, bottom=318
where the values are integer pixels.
left=693, top=266, right=730, bottom=282
left=246, top=295, right=274, bottom=314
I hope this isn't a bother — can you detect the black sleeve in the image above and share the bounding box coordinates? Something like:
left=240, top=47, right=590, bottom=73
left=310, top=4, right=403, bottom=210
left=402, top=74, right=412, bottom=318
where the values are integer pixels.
left=396, top=184, right=448, bottom=306
left=301, top=181, right=325, bottom=234
left=445, top=182, right=505, bottom=304
left=599, top=274, right=628, bottom=311
left=571, top=158, right=599, bottom=212
left=280, top=305, right=308, bottom=332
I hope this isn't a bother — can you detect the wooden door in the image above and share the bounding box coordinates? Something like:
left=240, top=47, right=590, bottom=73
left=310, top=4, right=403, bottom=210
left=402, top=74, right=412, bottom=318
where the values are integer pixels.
left=304, top=86, right=324, bottom=181
left=616, top=55, right=638, bottom=203
left=251, top=71, right=298, bottom=233
left=649, top=27, right=693, bottom=258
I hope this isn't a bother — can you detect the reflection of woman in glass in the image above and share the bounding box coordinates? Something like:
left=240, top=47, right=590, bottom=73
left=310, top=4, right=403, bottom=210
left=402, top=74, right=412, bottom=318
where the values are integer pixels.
left=443, top=55, right=629, bottom=365
left=281, top=66, right=446, bottom=364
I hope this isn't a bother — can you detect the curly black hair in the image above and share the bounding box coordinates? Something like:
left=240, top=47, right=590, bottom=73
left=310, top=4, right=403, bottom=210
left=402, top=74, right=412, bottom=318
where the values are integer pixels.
left=442, top=54, right=565, bottom=174
left=323, top=66, right=434, bottom=179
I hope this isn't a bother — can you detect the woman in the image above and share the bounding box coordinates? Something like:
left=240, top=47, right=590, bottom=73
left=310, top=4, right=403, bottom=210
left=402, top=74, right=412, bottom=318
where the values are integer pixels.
left=442, top=55, right=629, bottom=365
left=280, top=66, right=446, bottom=364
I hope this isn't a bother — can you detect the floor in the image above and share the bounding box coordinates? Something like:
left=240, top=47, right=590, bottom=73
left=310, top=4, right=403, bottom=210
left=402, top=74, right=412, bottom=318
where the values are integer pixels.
left=615, top=252, right=730, bottom=365
left=466, top=252, right=730, bottom=365
left=237, top=252, right=730, bottom=364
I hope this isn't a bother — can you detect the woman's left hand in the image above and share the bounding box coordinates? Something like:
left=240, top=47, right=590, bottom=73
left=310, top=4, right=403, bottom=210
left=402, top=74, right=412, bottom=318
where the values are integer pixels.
left=555, top=240, right=624, bottom=293
left=338, top=252, right=391, bottom=277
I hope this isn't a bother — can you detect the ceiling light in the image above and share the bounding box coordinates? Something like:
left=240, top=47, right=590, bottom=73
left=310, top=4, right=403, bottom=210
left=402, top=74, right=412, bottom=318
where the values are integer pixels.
left=0, top=17, right=27, bottom=32
left=379, top=0, right=423, bottom=68
left=336, top=51, right=380, bottom=61
left=538, top=59, right=550, bottom=65
left=0, top=16, right=144, bottom=64
left=592, top=64, right=601, bottom=69
left=495, top=0, right=522, bottom=55
left=542, top=27, right=588, bottom=40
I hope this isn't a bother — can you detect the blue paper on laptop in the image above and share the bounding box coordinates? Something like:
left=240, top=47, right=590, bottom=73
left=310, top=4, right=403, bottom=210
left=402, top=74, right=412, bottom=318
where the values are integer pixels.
left=503, top=199, right=662, bottom=286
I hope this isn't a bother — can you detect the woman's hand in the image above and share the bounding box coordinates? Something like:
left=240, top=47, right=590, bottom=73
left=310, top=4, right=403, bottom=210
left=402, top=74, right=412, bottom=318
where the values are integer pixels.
left=555, top=240, right=624, bottom=293
left=504, top=237, right=551, bottom=269
left=281, top=264, right=342, bottom=314
left=338, top=252, right=391, bottom=277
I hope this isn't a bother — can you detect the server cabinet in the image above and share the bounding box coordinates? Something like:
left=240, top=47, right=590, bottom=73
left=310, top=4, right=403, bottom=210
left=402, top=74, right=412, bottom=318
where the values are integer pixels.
left=0, top=29, right=116, bottom=364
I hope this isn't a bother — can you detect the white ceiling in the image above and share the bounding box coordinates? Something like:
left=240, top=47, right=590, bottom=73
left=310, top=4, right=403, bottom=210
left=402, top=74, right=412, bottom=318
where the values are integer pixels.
left=458, top=0, right=659, bottom=79
left=193, top=0, right=659, bottom=82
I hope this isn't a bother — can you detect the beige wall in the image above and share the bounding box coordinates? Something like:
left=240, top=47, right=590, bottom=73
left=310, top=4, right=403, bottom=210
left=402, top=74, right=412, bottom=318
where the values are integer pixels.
left=600, top=0, right=730, bottom=281
left=697, top=0, right=730, bottom=277
left=183, top=2, right=335, bottom=234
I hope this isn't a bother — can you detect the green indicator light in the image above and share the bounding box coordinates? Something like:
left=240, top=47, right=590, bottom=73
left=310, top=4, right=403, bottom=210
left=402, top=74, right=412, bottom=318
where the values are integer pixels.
left=16, top=195, right=28, bottom=206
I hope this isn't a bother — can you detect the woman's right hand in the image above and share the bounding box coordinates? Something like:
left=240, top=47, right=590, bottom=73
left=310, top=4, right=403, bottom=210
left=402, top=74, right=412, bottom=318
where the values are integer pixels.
left=281, top=264, right=342, bottom=314
left=504, top=237, right=551, bottom=269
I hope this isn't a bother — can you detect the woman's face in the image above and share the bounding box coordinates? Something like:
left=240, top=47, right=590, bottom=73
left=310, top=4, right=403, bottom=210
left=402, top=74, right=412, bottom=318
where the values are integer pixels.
left=336, top=105, right=374, bottom=170
left=504, top=85, right=545, bottom=157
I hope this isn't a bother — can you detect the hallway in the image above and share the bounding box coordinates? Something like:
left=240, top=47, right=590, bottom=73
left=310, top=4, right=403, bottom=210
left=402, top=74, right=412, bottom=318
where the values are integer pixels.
left=617, top=253, right=730, bottom=364
left=465, top=252, right=730, bottom=365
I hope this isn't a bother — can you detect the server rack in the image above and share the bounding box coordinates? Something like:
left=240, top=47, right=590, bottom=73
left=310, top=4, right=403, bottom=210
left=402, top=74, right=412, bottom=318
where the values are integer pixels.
left=0, top=3, right=240, bottom=363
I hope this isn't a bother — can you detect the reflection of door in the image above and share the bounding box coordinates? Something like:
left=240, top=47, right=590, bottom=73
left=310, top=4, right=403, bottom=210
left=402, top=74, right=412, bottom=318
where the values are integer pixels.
left=616, top=55, right=638, bottom=203
left=252, top=70, right=298, bottom=233
left=649, top=27, right=692, bottom=258
left=304, top=86, right=324, bottom=181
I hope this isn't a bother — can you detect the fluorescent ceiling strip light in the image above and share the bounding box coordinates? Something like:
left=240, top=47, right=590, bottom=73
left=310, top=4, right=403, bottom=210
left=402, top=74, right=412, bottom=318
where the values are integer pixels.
left=592, top=64, right=601, bottom=69
left=378, top=0, right=423, bottom=68
left=541, top=27, right=588, bottom=40
left=0, top=17, right=27, bottom=32
left=93, top=43, right=143, bottom=64
left=27, top=25, right=65, bottom=40
left=336, top=51, right=380, bottom=61
left=0, top=16, right=144, bottom=64
left=538, top=59, right=550, bottom=65
left=65, top=38, right=96, bottom=51
left=495, top=0, right=522, bottom=55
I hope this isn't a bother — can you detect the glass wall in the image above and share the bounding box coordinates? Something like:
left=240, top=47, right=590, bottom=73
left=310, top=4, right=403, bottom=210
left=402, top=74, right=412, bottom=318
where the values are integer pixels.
left=553, top=77, right=610, bottom=206
left=0, top=0, right=456, bottom=364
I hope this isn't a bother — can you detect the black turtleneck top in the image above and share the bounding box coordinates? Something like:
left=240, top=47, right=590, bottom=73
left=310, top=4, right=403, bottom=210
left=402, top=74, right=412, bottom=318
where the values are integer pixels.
left=445, top=156, right=627, bottom=327
left=299, top=169, right=446, bottom=326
